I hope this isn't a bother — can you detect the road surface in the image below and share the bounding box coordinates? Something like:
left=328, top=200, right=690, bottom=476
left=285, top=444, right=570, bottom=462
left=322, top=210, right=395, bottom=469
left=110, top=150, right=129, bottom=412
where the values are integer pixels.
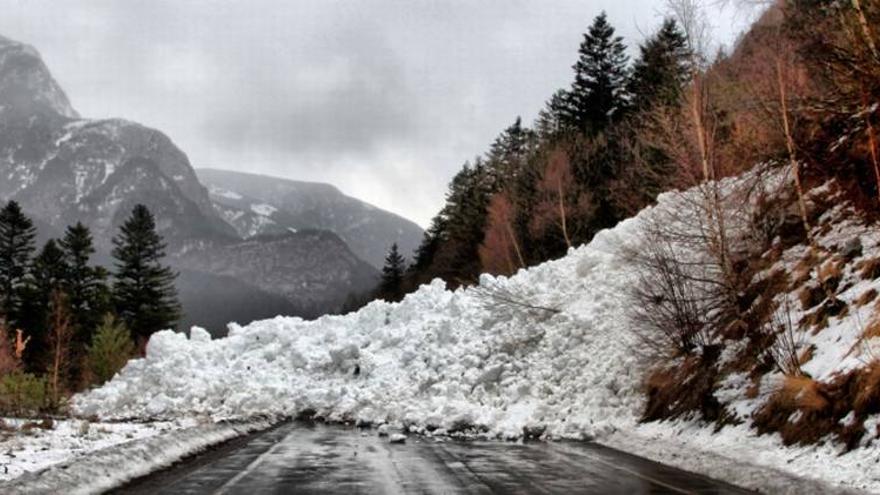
left=116, top=422, right=754, bottom=494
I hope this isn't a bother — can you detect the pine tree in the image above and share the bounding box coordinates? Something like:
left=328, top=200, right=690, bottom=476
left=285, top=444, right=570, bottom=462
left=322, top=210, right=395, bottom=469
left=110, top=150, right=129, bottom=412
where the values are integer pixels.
left=411, top=215, right=447, bottom=275
left=112, top=205, right=181, bottom=344
left=18, top=239, right=69, bottom=369
left=627, top=18, right=692, bottom=111
left=60, top=222, right=109, bottom=346
left=535, top=89, right=572, bottom=140
left=0, top=201, right=36, bottom=329
left=32, top=240, right=68, bottom=299
left=433, top=160, right=493, bottom=283
left=85, top=314, right=134, bottom=386
left=565, top=12, right=630, bottom=133
left=485, top=117, right=534, bottom=189
left=379, top=243, right=406, bottom=302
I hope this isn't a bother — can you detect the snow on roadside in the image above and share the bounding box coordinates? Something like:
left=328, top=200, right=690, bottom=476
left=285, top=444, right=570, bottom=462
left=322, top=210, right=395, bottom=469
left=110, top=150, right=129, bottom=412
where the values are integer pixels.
left=605, top=423, right=872, bottom=495
left=0, top=419, right=272, bottom=495
left=0, top=418, right=188, bottom=482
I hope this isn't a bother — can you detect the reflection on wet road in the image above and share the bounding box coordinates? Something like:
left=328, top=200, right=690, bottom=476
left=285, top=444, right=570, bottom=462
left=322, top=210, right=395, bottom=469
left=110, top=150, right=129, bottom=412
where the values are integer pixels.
left=117, top=422, right=754, bottom=494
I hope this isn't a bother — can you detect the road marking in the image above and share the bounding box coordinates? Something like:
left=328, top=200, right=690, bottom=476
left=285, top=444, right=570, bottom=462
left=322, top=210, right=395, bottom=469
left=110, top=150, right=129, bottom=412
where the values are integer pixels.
left=212, top=432, right=290, bottom=495
left=543, top=443, right=695, bottom=495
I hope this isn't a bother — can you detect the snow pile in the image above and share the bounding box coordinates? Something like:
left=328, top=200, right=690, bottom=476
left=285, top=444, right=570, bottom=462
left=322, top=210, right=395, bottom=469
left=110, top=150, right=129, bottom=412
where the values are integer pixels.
left=0, top=419, right=271, bottom=495
left=75, top=193, right=655, bottom=439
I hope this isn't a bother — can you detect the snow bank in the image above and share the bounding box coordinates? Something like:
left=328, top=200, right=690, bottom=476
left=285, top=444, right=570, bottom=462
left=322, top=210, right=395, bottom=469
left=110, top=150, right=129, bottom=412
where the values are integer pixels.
left=0, top=419, right=271, bottom=495
left=0, top=418, right=184, bottom=482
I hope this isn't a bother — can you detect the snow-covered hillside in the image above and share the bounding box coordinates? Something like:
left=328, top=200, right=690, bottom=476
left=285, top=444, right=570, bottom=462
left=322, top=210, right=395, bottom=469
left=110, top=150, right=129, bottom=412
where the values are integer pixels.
left=74, top=174, right=880, bottom=493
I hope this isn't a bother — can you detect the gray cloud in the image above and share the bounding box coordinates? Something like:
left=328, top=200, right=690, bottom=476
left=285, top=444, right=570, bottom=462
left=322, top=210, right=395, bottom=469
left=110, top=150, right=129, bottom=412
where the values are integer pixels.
left=0, top=0, right=749, bottom=226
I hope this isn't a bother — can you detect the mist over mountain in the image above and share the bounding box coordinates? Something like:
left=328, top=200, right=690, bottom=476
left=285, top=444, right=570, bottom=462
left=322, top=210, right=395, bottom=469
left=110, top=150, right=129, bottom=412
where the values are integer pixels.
left=0, top=33, right=404, bottom=332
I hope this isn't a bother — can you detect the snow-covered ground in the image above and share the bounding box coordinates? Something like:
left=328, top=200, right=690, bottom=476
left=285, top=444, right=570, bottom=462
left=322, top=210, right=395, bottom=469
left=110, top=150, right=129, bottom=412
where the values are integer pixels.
left=72, top=174, right=880, bottom=494
left=0, top=418, right=188, bottom=481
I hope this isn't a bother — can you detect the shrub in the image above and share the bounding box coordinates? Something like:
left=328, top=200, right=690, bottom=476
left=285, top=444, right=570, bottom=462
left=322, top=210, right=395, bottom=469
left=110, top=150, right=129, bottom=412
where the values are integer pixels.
left=0, top=371, right=48, bottom=416
left=84, top=314, right=135, bottom=386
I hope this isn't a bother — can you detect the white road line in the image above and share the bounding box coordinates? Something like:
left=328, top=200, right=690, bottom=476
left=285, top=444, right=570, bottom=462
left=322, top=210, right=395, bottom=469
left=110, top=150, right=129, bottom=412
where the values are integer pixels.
left=543, top=443, right=695, bottom=495
left=213, top=433, right=289, bottom=495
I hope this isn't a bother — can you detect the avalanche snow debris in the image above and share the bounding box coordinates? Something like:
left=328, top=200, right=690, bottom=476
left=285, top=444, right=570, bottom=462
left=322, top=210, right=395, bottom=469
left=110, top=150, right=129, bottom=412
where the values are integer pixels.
left=74, top=174, right=880, bottom=493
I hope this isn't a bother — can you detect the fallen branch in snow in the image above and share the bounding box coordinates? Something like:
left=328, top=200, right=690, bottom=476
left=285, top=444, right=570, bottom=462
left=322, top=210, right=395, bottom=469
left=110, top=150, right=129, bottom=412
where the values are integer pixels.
left=471, top=282, right=561, bottom=320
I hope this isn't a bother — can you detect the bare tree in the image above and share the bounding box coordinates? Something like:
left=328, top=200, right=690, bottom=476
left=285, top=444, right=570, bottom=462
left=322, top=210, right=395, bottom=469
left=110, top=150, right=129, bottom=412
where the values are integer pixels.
left=479, top=191, right=525, bottom=275
left=761, top=296, right=805, bottom=376
left=46, top=290, right=73, bottom=408
left=536, top=149, right=574, bottom=248
left=0, top=319, right=20, bottom=375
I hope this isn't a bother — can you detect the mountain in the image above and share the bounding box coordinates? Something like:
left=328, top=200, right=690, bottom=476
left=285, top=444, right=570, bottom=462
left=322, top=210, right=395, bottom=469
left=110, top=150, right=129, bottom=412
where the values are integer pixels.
left=178, top=230, right=378, bottom=316
left=0, top=33, right=381, bottom=330
left=196, top=168, right=424, bottom=268
left=0, top=35, right=231, bottom=250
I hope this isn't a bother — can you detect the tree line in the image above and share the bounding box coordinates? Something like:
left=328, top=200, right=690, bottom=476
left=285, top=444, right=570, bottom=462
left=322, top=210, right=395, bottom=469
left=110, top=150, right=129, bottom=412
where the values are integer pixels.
left=374, top=0, right=880, bottom=304
left=373, top=11, right=692, bottom=300
left=0, top=201, right=180, bottom=411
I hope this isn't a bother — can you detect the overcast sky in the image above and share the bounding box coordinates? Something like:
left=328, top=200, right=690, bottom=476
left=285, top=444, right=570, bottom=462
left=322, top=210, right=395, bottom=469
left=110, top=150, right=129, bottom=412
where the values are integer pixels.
left=1, top=0, right=749, bottom=227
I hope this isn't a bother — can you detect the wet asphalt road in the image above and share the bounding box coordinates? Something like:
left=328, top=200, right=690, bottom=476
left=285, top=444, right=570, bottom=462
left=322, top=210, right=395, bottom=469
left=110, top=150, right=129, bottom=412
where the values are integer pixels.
left=116, top=422, right=754, bottom=494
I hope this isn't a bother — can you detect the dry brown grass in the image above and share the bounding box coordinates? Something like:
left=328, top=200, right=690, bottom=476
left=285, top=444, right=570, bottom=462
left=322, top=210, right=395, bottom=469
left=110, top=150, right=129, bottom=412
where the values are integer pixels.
left=797, top=284, right=825, bottom=310
left=798, top=346, right=814, bottom=366
left=642, top=352, right=723, bottom=423
left=859, top=257, right=880, bottom=280
left=818, top=257, right=843, bottom=286
left=864, top=318, right=880, bottom=340
left=754, top=374, right=834, bottom=446
left=856, top=288, right=878, bottom=306
left=790, top=250, right=820, bottom=289
left=854, top=361, right=880, bottom=416
left=780, top=375, right=828, bottom=411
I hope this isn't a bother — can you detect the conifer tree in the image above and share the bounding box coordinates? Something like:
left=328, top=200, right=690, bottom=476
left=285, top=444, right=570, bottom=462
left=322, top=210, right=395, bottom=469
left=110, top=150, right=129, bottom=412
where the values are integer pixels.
left=0, top=201, right=36, bottom=329
left=16, top=239, right=68, bottom=370
left=535, top=89, right=572, bottom=139
left=379, top=243, right=406, bottom=302
left=485, top=117, right=534, bottom=189
left=85, top=314, right=134, bottom=386
left=627, top=18, right=692, bottom=111
left=112, top=205, right=181, bottom=344
left=61, top=222, right=109, bottom=345
left=410, top=216, right=447, bottom=275
left=32, top=240, right=68, bottom=300
left=565, top=12, right=630, bottom=133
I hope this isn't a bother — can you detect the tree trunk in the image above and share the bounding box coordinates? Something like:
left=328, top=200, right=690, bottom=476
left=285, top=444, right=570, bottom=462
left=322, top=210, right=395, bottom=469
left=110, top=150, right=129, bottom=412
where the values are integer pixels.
left=777, top=58, right=812, bottom=237
left=504, top=221, right=526, bottom=269
left=863, top=88, right=880, bottom=202
left=556, top=176, right=572, bottom=248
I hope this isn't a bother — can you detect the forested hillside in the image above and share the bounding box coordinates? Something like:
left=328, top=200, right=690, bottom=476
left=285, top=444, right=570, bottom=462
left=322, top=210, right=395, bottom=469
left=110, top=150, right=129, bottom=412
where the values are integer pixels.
left=399, top=0, right=880, bottom=300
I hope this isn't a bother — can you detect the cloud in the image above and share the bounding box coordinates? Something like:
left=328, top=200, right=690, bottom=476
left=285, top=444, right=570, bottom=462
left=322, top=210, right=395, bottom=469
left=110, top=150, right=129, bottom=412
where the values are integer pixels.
left=0, top=0, right=749, bottom=227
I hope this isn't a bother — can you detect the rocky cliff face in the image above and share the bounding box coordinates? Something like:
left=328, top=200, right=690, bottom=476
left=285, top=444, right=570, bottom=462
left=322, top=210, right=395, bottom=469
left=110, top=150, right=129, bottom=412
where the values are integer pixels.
left=0, top=35, right=228, bottom=249
left=0, top=33, right=382, bottom=330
